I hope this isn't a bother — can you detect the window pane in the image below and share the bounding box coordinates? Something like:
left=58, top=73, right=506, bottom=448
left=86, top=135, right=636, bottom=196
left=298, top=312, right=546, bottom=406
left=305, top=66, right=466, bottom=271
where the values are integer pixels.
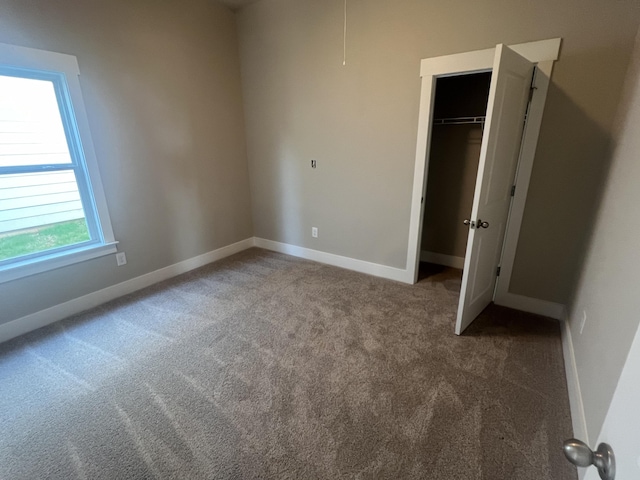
left=0, top=171, right=90, bottom=261
left=0, top=74, right=72, bottom=167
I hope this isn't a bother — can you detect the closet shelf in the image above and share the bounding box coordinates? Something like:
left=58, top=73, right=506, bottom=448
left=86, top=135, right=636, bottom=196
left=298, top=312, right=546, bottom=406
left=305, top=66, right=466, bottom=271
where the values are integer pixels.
left=433, top=116, right=486, bottom=125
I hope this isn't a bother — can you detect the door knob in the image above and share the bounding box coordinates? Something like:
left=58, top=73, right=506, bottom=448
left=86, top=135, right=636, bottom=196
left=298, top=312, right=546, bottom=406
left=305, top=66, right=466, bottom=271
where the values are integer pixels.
left=463, top=219, right=475, bottom=228
left=563, top=439, right=615, bottom=480
left=478, top=219, right=489, bottom=228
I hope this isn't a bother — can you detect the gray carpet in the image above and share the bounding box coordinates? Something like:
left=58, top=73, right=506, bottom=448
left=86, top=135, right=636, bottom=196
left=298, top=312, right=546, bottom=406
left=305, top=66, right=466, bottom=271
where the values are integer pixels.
left=0, top=248, right=576, bottom=479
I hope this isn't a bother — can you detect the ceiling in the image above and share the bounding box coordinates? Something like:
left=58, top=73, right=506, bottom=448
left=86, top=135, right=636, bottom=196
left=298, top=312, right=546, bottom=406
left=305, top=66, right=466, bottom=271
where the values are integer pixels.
left=217, top=0, right=262, bottom=11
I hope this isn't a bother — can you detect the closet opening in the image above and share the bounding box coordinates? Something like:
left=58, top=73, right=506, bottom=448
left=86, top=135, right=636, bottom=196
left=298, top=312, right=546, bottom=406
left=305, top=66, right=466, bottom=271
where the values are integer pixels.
left=419, top=71, right=492, bottom=273
left=409, top=40, right=561, bottom=332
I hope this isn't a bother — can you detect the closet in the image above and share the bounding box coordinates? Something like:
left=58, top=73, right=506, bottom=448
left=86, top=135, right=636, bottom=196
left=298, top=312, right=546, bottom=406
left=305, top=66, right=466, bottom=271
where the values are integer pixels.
left=420, top=72, right=492, bottom=269
left=410, top=41, right=559, bottom=335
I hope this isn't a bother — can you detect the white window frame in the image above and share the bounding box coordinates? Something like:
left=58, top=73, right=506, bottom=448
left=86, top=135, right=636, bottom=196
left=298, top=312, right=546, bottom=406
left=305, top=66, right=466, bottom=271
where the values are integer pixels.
left=0, top=42, right=117, bottom=284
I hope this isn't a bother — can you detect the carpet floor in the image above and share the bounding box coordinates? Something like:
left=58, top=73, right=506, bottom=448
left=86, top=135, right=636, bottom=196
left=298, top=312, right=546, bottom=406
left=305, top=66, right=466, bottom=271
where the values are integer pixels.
left=0, top=248, right=576, bottom=479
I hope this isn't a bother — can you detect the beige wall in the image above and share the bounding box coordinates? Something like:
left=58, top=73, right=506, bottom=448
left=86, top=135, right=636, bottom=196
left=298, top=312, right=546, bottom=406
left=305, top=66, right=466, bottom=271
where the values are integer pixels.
left=421, top=124, right=481, bottom=259
left=568, top=25, right=640, bottom=442
left=237, top=0, right=640, bottom=304
left=0, top=0, right=253, bottom=324
left=421, top=73, right=489, bottom=260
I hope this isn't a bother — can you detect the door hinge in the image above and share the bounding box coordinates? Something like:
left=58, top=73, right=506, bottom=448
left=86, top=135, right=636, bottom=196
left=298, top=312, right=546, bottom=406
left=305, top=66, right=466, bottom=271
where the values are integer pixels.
left=511, top=185, right=516, bottom=197
left=421, top=196, right=424, bottom=204
left=528, top=68, right=537, bottom=104
left=496, top=266, right=501, bottom=277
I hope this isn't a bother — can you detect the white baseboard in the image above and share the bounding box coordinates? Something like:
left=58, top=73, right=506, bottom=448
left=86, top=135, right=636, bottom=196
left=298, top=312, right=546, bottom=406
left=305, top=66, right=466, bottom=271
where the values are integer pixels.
left=494, top=292, right=565, bottom=320
left=497, top=294, right=588, bottom=460
left=560, top=311, right=589, bottom=450
left=0, top=237, right=255, bottom=344
left=254, top=237, right=412, bottom=284
left=1, top=235, right=572, bottom=351
left=420, top=250, right=465, bottom=269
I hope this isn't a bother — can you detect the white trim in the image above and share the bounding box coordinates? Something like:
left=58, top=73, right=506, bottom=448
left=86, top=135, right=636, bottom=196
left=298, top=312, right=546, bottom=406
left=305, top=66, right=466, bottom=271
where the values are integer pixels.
left=0, top=42, right=118, bottom=275
left=494, top=292, right=565, bottom=320
left=560, top=312, right=590, bottom=446
left=0, top=238, right=254, bottom=344
left=68, top=65, right=116, bottom=244
left=407, top=73, right=436, bottom=283
left=496, top=292, right=589, bottom=447
left=0, top=42, right=79, bottom=74
left=420, top=38, right=561, bottom=76
left=407, top=38, right=561, bottom=291
left=254, top=237, right=412, bottom=283
left=510, top=38, right=561, bottom=63
left=0, top=241, right=118, bottom=284
left=420, top=251, right=465, bottom=269
left=420, top=49, right=494, bottom=77
left=1, top=234, right=572, bottom=346
left=494, top=60, right=555, bottom=304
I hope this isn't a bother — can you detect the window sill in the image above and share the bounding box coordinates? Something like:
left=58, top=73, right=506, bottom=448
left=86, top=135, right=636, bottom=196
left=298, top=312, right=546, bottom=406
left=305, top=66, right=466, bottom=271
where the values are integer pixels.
left=0, top=242, right=119, bottom=284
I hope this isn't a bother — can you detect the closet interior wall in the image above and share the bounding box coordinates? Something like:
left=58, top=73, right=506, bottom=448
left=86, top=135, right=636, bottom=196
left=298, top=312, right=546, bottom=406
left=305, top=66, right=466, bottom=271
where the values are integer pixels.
left=421, top=72, right=492, bottom=265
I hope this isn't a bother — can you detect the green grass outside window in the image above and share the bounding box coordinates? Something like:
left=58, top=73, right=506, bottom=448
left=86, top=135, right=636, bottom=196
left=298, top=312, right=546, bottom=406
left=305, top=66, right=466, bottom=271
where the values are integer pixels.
left=0, top=219, right=90, bottom=262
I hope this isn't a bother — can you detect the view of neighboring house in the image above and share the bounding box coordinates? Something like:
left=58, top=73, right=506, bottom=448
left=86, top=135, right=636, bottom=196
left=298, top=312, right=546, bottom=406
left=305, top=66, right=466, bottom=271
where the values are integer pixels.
left=0, top=172, right=84, bottom=235
left=0, top=74, right=84, bottom=232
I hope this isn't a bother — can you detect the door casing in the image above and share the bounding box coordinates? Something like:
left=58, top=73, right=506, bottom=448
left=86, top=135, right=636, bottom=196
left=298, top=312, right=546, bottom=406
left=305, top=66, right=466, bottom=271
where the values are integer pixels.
left=406, top=38, right=561, bottom=315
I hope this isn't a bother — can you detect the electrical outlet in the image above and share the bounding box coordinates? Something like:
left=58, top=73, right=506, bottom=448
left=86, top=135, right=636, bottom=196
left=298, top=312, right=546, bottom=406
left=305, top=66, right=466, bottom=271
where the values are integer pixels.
left=580, top=310, right=587, bottom=335
left=116, top=252, right=127, bottom=266
left=312, top=227, right=318, bottom=238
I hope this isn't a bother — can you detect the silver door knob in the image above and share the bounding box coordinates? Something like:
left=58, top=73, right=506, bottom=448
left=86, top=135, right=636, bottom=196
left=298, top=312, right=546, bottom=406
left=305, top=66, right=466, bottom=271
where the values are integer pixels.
left=463, top=219, right=475, bottom=228
left=478, top=219, right=489, bottom=228
left=563, top=439, right=615, bottom=480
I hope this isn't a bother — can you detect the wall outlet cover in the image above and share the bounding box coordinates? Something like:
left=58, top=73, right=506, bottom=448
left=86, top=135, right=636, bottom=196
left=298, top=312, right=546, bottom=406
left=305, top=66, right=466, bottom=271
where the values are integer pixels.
left=116, top=252, right=127, bottom=266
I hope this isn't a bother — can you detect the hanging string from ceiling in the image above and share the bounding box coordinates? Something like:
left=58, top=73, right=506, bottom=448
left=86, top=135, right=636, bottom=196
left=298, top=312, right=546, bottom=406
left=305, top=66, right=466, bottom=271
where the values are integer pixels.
left=343, top=0, right=347, bottom=66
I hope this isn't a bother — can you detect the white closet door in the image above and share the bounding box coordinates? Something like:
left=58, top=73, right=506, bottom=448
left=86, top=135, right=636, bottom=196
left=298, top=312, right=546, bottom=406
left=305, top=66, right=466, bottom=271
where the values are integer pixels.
left=455, top=45, right=534, bottom=335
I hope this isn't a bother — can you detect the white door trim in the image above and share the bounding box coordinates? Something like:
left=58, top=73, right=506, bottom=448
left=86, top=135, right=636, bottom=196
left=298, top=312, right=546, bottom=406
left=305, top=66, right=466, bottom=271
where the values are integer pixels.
left=560, top=313, right=590, bottom=448
left=406, top=38, right=561, bottom=298
left=493, top=59, right=555, bottom=305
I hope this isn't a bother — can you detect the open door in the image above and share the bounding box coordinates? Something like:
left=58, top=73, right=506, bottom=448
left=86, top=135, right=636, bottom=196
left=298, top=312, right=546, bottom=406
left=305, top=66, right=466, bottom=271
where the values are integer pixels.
left=455, top=45, right=534, bottom=335
left=575, top=321, right=640, bottom=480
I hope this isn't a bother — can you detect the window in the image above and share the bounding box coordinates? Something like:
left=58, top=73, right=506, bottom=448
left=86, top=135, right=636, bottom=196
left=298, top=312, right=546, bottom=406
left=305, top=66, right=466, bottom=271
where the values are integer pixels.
left=0, top=43, right=117, bottom=283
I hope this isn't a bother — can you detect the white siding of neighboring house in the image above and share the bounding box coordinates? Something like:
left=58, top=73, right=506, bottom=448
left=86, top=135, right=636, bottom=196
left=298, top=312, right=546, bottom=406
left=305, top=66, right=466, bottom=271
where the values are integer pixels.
left=0, top=171, right=84, bottom=234
left=0, top=75, right=85, bottom=235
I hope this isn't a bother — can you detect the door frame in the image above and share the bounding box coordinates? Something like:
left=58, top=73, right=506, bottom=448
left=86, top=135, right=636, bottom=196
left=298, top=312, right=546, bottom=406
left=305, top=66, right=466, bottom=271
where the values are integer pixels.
left=405, top=38, right=561, bottom=308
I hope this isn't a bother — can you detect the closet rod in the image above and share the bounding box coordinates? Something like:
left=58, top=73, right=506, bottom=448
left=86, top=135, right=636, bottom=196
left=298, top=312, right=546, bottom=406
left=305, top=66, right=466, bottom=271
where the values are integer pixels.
left=433, top=116, right=486, bottom=125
